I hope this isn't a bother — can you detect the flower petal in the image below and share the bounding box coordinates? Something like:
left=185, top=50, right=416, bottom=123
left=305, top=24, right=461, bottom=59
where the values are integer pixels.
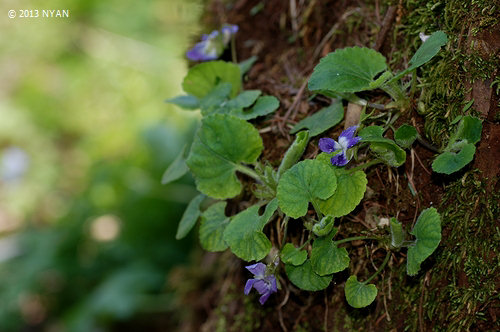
left=346, top=135, right=361, bottom=149
left=252, top=279, right=270, bottom=295
left=331, top=152, right=348, bottom=166
left=267, top=275, right=278, bottom=293
left=245, top=263, right=266, bottom=278
left=339, top=125, right=359, bottom=140
left=259, top=292, right=271, bottom=305
left=319, top=138, right=340, bottom=153
left=244, top=279, right=256, bottom=295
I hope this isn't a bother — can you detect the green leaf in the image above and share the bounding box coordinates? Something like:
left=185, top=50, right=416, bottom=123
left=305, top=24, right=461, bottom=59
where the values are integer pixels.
left=176, top=194, right=205, bottom=240
left=390, top=217, right=404, bottom=248
left=223, top=199, right=278, bottom=261
left=285, top=260, right=333, bottom=291
left=277, top=159, right=337, bottom=218
left=199, top=82, right=233, bottom=114
left=308, top=47, right=387, bottom=93
left=186, top=114, right=263, bottom=199
left=182, top=60, right=241, bottom=98
left=394, top=124, right=418, bottom=149
left=391, top=31, right=448, bottom=82
left=431, top=143, right=476, bottom=175
left=165, top=94, right=199, bottom=110
left=344, top=275, right=378, bottom=308
left=407, top=208, right=441, bottom=276
left=370, top=141, right=407, bottom=167
left=232, top=96, right=280, bottom=120
left=454, top=116, right=482, bottom=145
left=358, top=126, right=385, bottom=142
left=312, top=216, right=336, bottom=237
left=277, top=131, right=310, bottom=178
left=290, top=101, right=344, bottom=137
left=226, top=90, right=262, bottom=109
left=199, top=202, right=230, bottom=252
left=281, top=243, right=307, bottom=266
left=311, top=235, right=350, bottom=276
left=238, top=56, right=258, bottom=76
left=318, top=169, right=367, bottom=218
left=161, top=145, right=189, bottom=185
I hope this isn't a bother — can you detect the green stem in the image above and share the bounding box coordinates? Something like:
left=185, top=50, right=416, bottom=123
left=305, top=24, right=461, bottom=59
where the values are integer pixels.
left=334, top=236, right=377, bottom=246
left=381, top=80, right=409, bottom=110
left=280, top=216, right=289, bottom=250
left=298, top=236, right=313, bottom=250
left=348, top=159, right=382, bottom=173
left=364, top=251, right=391, bottom=284
left=235, top=164, right=262, bottom=182
left=231, top=35, right=237, bottom=63
left=311, top=199, right=324, bottom=220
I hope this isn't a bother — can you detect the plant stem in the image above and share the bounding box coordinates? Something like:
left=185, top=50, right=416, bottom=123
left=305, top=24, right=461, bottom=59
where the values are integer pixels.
left=334, top=236, right=377, bottom=246
left=298, top=236, right=313, bottom=250
left=280, top=216, right=289, bottom=250
left=364, top=251, right=391, bottom=284
left=348, top=159, right=382, bottom=173
left=381, top=80, right=410, bottom=110
left=231, top=36, right=237, bottom=63
left=235, top=164, right=262, bottom=182
left=311, top=199, right=324, bottom=220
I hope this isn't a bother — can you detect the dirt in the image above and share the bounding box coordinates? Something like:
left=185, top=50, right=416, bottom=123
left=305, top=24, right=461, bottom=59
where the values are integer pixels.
left=165, top=0, right=500, bottom=331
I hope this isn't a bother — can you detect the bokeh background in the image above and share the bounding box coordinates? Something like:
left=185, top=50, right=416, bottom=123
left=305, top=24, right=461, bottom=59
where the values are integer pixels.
left=0, top=0, right=203, bottom=330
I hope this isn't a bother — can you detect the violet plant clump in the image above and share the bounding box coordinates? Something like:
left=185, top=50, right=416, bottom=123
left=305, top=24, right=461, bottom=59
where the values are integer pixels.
left=244, top=262, right=278, bottom=305
left=186, top=24, right=238, bottom=61
left=318, top=125, right=361, bottom=166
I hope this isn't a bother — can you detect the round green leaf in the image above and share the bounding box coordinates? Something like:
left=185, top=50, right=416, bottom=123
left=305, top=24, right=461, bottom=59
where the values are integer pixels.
left=311, top=236, right=350, bottom=276
left=186, top=114, right=263, bottom=199
left=277, top=159, right=337, bottom=218
left=223, top=200, right=277, bottom=261
left=280, top=243, right=308, bottom=266
left=199, top=202, right=230, bottom=252
left=308, top=47, right=387, bottom=93
left=176, top=193, right=205, bottom=240
left=182, top=61, right=241, bottom=98
left=370, top=141, right=406, bottom=167
left=431, top=143, right=476, bottom=175
left=407, top=208, right=441, bottom=276
left=318, top=169, right=366, bottom=218
left=454, top=116, right=482, bottom=144
left=345, top=275, right=378, bottom=308
left=394, top=124, right=418, bottom=149
left=285, top=260, right=333, bottom=291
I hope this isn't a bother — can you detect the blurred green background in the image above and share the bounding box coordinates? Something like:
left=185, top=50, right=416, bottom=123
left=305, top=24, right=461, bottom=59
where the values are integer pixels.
left=0, top=0, right=203, bottom=330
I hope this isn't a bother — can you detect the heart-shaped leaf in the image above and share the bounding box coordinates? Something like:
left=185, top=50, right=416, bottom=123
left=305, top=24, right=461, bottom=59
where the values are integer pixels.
left=199, top=202, right=230, bottom=252
left=359, top=126, right=407, bottom=167
left=344, top=275, right=378, bottom=308
left=161, top=145, right=189, bottom=185
left=290, top=101, right=344, bottom=137
left=285, top=260, right=333, bottom=291
left=277, top=159, right=337, bottom=218
left=310, top=235, right=350, bottom=276
left=176, top=194, right=205, bottom=240
left=394, top=124, right=418, bottom=149
left=318, top=169, right=367, bottom=218
left=308, top=47, right=387, bottom=93
left=453, top=115, right=482, bottom=145
left=407, top=208, right=441, bottom=276
left=182, top=60, right=241, bottom=98
left=223, top=199, right=278, bottom=261
left=199, top=82, right=233, bottom=115
left=186, top=114, right=263, bottom=199
left=281, top=243, right=308, bottom=266
left=226, top=90, right=262, bottom=109
left=431, top=143, right=476, bottom=175
left=232, top=96, right=280, bottom=120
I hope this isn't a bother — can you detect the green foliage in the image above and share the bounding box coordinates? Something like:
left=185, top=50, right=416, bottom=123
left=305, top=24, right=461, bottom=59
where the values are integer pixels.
left=186, top=114, right=263, bottom=199
left=407, top=208, right=441, bottom=276
left=238, top=56, right=258, bottom=76
left=277, top=131, right=310, bottom=178
left=280, top=243, right=308, bottom=266
left=285, top=260, right=332, bottom=291
left=277, top=159, right=337, bottom=218
left=232, top=95, right=280, bottom=120
left=394, top=124, right=418, bottom=149
left=310, top=233, right=350, bottom=276
left=199, top=202, right=230, bottom=252
left=389, top=217, right=404, bottom=249
left=344, top=276, right=378, bottom=308
left=432, top=144, right=476, bottom=175
left=182, top=60, right=242, bottom=98
left=165, top=94, right=200, bottom=110
left=290, top=101, right=344, bottom=137
left=223, top=199, right=278, bottom=261
left=359, top=126, right=406, bottom=167
left=308, top=47, right=387, bottom=93
left=162, top=145, right=189, bottom=185
left=176, top=194, right=205, bottom=240
left=318, top=169, right=367, bottom=218
left=312, top=215, right=335, bottom=237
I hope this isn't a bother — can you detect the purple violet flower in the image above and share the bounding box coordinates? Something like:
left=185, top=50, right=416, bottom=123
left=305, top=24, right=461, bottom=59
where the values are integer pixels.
left=186, top=24, right=238, bottom=62
left=244, top=262, right=277, bottom=305
left=319, top=125, right=361, bottom=166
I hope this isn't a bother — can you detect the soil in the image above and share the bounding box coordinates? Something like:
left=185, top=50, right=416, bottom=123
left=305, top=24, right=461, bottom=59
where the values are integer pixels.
left=158, top=1, right=499, bottom=331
